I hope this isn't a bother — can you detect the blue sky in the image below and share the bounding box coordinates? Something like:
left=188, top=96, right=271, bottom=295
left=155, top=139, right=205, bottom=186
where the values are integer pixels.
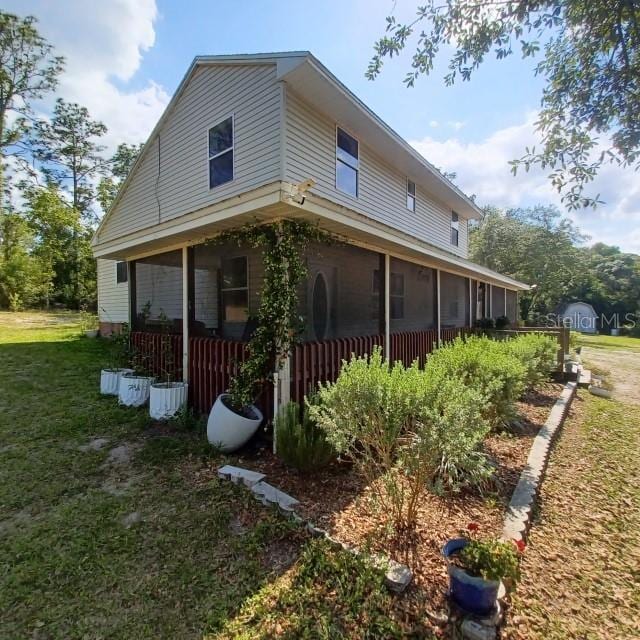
left=8, top=0, right=640, bottom=253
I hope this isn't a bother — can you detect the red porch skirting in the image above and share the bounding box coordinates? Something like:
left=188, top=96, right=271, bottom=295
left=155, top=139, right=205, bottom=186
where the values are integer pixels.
left=130, top=327, right=474, bottom=419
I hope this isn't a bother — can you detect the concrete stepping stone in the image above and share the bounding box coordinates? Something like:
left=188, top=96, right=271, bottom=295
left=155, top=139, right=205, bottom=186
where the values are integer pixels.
left=250, top=481, right=299, bottom=510
left=217, top=465, right=265, bottom=487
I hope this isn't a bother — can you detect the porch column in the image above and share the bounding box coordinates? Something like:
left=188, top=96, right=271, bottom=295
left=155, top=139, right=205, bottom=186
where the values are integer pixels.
left=468, top=278, right=473, bottom=327
left=488, top=283, right=493, bottom=318
left=436, top=269, right=442, bottom=346
left=384, top=253, right=390, bottom=360
left=127, top=260, right=136, bottom=329
left=182, top=246, right=189, bottom=383
left=504, top=288, right=507, bottom=317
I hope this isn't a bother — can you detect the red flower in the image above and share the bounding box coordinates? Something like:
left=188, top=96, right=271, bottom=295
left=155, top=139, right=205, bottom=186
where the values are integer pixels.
left=512, top=539, right=526, bottom=553
left=467, top=523, right=480, bottom=532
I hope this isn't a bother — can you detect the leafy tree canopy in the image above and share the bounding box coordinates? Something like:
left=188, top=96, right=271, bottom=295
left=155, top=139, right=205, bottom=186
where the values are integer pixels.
left=368, top=1, right=640, bottom=210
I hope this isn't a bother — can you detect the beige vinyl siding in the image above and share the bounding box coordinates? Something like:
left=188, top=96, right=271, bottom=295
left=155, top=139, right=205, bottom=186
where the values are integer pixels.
left=98, top=64, right=282, bottom=243
left=284, top=90, right=469, bottom=258
left=97, top=259, right=129, bottom=323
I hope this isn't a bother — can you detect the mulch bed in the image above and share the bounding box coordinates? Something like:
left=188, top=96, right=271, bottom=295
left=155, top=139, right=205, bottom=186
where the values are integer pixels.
left=190, top=381, right=564, bottom=632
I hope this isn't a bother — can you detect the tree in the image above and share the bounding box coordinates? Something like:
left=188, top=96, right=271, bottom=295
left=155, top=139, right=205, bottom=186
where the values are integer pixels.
left=368, top=1, right=640, bottom=209
left=30, top=99, right=107, bottom=307
left=23, top=185, right=79, bottom=308
left=97, top=142, right=143, bottom=213
left=0, top=12, right=64, bottom=214
left=469, top=205, right=591, bottom=319
left=32, top=99, right=108, bottom=220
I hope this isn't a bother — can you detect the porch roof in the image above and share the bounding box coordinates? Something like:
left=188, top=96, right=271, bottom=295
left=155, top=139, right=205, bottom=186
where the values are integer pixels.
left=93, top=181, right=528, bottom=291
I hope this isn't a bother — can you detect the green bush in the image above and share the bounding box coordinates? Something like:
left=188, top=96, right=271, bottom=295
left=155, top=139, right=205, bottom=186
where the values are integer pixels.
left=275, top=398, right=335, bottom=472
left=505, top=333, right=557, bottom=389
left=308, top=348, right=492, bottom=531
left=425, top=336, right=526, bottom=428
left=494, top=315, right=510, bottom=329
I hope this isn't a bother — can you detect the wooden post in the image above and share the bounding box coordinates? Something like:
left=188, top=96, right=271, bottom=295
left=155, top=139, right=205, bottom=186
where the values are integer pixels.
left=504, top=288, right=507, bottom=317
left=488, top=283, right=493, bottom=318
left=384, top=253, right=390, bottom=360
left=468, top=278, right=473, bottom=327
left=436, top=269, right=441, bottom=346
left=182, top=246, right=189, bottom=383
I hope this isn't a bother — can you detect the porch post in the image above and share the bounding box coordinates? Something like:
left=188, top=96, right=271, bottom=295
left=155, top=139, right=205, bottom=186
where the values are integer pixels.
left=504, top=288, right=507, bottom=317
left=468, top=278, right=473, bottom=327
left=488, top=283, right=493, bottom=318
left=128, top=260, right=136, bottom=329
left=436, top=269, right=442, bottom=346
left=182, top=246, right=189, bottom=383
left=384, top=253, right=390, bottom=360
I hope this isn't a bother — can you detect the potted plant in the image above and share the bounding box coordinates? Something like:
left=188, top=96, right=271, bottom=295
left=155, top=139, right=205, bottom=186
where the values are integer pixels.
left=118, top=340, right=155, bottom=407
left=495, top=315, right=511, bottom=330
left=149, top=311, right=188, bottom=420
left=100, top=325, right=134, bottom=395
left=442, top=523, right=524, bottom=616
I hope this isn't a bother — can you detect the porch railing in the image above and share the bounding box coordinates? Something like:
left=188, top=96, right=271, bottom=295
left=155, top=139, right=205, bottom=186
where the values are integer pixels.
left=130, top=331, right=183, bottom=380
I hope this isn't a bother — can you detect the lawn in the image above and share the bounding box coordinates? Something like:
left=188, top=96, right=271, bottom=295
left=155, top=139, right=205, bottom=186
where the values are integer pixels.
left=503, top=392, right=640, bottom=639
left=0, top=313, right=406, bottom=639
left=576, top=332, right=640, bottom=352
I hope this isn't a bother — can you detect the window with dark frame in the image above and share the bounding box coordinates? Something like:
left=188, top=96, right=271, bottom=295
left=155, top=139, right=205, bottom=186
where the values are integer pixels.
left=209, top=116, right=234, bottom=189
left=116, top=261, right=128, bottom=284
left=221, top=256, right=248, bottom=322
left=406, top=179, right=416, bottom=211
left=451, top=211, right=460, bottom=246
left=372, top=269, right=405, bottom=320
left=336, top=127, right=359, bottom=197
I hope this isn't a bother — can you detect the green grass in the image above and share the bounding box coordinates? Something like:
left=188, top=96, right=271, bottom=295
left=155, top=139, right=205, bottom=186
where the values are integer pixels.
left=0, top=312, right=406, bottom=639
left=505, top=392, right=640, bottom=639
left=577, top=332, right=640, bottom=352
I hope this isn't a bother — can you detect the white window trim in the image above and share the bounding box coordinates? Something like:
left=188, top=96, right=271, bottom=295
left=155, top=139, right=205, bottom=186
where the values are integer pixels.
left=115, top=261, right=128, bottom=285
left=406, top=179, right=416, bottom=212
left=451, top=211, right=460, bottom=247
left=335, top=125, right=359, bottom=198
left=208, top=113, right=235, bottom=190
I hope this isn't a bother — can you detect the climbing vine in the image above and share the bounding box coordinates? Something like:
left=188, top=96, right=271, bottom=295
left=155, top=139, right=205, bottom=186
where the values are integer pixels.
left=209, top=219, right=335, bottom=411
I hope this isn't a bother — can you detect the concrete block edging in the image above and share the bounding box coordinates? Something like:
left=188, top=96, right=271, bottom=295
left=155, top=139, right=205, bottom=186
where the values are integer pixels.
left=503, top=381, right=577, bottom=542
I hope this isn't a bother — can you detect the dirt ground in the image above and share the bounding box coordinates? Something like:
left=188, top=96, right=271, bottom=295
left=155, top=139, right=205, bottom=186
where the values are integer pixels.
left=581, top=346, right=640, bottom=405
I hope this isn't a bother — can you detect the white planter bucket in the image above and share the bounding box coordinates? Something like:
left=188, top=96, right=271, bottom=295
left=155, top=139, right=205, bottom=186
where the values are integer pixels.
left=85, top=329, right=99, bottom=338
left=207, top=393, right=263, bottom=452
left=149, top=382, right=188, bottom=420
left=118, top=374, right=155, bottom=407
left=100, top=368, right=134, bottom=396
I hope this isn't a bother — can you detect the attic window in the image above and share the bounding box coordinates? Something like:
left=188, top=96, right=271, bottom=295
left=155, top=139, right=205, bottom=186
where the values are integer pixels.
left=336, top=127, right=358, bottom=197
left=209, top=116, right=234, bottom=189
left=406, top=180, right=416, bottom=211
left=451, top=211, right=459, bottom=247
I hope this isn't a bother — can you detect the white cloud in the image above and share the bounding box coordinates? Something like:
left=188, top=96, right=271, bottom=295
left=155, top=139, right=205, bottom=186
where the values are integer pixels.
left=410, top=115, right=640, bottom=253
left=448, top=120, right=466, bottom=131
left=429, top=120, right=439, bottom=128
left=5, top=0, right=169, bottom=151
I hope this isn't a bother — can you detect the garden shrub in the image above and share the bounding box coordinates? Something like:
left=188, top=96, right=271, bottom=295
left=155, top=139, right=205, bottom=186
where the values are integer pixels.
left=309, top=348, right=492, bottom=531
left=505, top=333, right=557, bottom=389
left=275, top=398, right=335, bottom=472
left=494, top=315, right=510, bottom=329
left=425, top=336, right=526, bottom=428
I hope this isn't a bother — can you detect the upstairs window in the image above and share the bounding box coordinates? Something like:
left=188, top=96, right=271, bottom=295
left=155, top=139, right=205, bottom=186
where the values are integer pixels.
left=209, top=116, right=234, bottom=189
left=451, top=211, right=460, bottom=246
left=336, top=127, right=359, bottom=197
left=406, top=179, right=416, bottom=211
left=116, top=261, right=128, bottom=284
left=221, top=256, right=248, bottom=322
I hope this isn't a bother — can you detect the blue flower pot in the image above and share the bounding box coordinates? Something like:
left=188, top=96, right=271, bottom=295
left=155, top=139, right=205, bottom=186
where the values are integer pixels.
left=442, top=538, right=500, bottom=616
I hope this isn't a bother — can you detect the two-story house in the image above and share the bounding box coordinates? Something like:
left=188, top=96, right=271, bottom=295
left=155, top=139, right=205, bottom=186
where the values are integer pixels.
left=93, top=51, right=527, bottom=417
